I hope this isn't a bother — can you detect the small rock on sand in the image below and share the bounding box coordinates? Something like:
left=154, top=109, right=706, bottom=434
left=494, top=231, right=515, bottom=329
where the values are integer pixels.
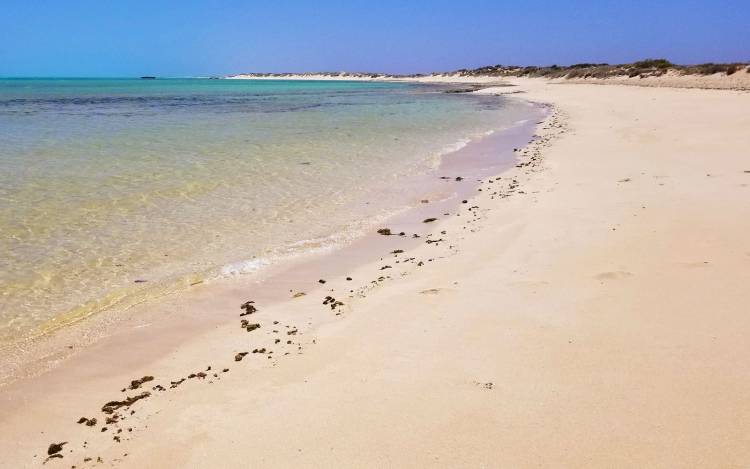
left=47, top=442, right=66, bottom=455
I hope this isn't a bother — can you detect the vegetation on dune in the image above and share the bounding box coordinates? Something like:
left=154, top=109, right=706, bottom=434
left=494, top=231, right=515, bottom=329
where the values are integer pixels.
left=229, top=60, right=748, bottom=80
left=452, top=59, right=750, bottom=79
left=683, top=63, right=744, bottom=75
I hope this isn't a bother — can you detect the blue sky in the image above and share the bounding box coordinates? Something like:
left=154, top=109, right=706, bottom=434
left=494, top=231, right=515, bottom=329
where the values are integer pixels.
left=1, top=0, right=748, bottom=76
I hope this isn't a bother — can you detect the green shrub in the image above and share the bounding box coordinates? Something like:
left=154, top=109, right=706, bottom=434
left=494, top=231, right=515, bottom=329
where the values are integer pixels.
left=632, top=59, right=673, bottom=69
left=449, top=59, right=747, bottom=79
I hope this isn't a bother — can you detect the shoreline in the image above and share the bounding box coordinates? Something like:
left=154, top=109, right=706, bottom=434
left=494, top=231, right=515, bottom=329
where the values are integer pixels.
left=0, top=90, right=560, bottom=468
left=0, top=82, right=540, bottom=388
left=0, top=93, right=544, bottom=388
left=3, top=77, right=750, bottom=467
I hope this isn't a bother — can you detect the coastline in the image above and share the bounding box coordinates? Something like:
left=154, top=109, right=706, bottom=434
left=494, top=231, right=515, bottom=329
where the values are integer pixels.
left=0, top=81, right=536, bottom=384
left=0, top=90, right=544, bottom=387
left=2, top=77, right=750, bottom=467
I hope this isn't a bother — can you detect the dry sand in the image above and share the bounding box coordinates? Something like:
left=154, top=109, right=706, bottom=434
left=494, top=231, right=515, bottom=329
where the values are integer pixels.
left=1, top=78, right=749, bottom=468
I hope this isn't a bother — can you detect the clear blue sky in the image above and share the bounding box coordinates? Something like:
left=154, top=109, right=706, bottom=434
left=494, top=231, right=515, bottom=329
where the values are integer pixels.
left=1, top=0, right=748, bottom=77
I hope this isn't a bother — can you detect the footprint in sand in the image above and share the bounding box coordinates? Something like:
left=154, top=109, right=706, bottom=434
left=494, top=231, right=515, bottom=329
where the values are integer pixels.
left=472, top=381, right=494, bottom=390
left=594, top=271, right=633, bottom=280
left=419, top=288, right=442, bottom=295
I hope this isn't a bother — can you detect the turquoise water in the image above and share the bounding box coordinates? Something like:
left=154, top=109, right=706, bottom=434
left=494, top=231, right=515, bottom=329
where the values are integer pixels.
left=0, top=78, right=533, bottom=342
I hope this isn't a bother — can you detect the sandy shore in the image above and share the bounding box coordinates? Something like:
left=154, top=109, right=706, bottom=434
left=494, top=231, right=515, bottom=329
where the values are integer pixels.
left=2, top=78, right=750, bottom=468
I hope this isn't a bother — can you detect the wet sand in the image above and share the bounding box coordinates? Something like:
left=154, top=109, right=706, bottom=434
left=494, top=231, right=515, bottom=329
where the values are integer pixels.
left=2, top=78, right=750, bottom=468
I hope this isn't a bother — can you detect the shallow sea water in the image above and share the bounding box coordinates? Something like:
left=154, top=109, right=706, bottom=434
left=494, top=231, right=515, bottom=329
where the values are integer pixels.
left=0, top=78, right=536, bottom=342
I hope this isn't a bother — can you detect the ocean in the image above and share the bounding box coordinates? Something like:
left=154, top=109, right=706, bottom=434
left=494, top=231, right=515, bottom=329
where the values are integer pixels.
left=0, top=77, right=536, bottom=343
